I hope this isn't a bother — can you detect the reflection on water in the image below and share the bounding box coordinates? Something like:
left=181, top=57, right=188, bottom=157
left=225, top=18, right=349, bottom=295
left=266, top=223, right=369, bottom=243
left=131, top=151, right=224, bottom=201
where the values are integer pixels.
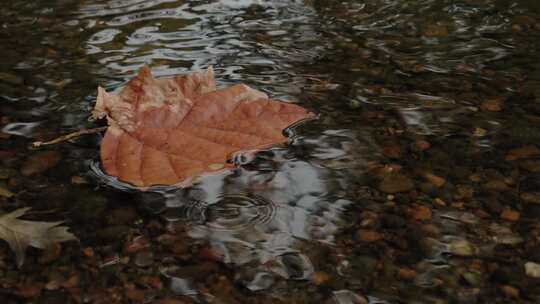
left=2, top=0, right=540, bottom=302
left=79, top=0, right=325, bottom=101
left=1, top=121, right=43, bottom=138
left=93, top=129, right=365, bottom=295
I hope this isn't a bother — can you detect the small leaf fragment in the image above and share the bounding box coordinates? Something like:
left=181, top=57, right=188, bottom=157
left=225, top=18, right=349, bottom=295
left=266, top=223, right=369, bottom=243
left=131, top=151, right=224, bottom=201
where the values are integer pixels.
left=0, top=185, right=14, bottom=198
left=0, top=208, right=78, bottom=267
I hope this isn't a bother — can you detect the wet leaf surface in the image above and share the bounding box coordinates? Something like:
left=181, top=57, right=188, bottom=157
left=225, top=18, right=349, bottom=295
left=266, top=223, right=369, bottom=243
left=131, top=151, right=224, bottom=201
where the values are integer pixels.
left=94, top=66, right=313, bottom=187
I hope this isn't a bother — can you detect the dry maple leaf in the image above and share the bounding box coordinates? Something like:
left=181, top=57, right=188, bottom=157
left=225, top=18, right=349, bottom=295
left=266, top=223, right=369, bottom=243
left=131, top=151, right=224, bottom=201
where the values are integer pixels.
left=92, top=66, right=313, bottom=187
left=0, top=208, right=78, bottom=267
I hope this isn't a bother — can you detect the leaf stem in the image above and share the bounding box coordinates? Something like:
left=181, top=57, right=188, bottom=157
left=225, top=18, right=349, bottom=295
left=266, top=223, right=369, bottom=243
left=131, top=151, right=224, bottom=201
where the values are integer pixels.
left=32, top=126, right=107, bottom=148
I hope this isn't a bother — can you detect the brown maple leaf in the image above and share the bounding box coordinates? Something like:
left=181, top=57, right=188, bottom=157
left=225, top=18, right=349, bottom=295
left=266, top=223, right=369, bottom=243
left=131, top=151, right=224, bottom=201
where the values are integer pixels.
left=92, top=66, right=313, bottom=187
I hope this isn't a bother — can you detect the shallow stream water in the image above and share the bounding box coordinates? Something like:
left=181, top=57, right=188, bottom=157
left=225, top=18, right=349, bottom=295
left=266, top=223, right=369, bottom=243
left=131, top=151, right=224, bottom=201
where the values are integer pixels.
left=1, top=0, right=540, bottom=303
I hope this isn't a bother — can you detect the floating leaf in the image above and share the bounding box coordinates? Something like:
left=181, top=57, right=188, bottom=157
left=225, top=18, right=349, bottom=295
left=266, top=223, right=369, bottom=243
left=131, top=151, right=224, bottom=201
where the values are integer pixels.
left=93, top=66, right=313, bottom=187
left=0, top=208, right=78, bottom=267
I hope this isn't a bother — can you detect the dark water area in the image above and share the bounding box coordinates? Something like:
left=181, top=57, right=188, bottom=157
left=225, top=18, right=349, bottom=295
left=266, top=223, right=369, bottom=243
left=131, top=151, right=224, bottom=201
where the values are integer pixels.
left=1, top=0, right=540, bottom=303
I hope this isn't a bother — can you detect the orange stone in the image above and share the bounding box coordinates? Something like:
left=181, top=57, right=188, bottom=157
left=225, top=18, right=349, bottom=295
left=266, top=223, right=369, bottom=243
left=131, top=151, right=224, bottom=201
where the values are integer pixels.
left=356, top=229, right=384, bottom=242
left=500, top=209, right=520, bottom=221
left=410, top=205, right=432, bottom=221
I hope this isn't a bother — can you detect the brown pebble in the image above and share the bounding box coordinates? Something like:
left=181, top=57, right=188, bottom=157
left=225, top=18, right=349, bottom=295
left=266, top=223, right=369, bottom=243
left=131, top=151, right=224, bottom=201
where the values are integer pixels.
left=474, top=209, right=491, bottom=219
left=8, top=176, right=22, bottom=190
left=152, top=300, right=189, bottom=304
left=414, top=140, right=430, bottom=151
left=512, top=24, right=522, bottom=32
left=521, top=192, right=540, bottom=204
left=170, top=242, right=190, bottom=258
left=199, top=246, right=225, bottom=262
left=378, top=173, right=414, bottom=194
left=0, top=185, right=14, bottom=198
left=451, top=201, right=465, bottom=209
left=0, top=72, right=24, bottom=85
left=469, top=173, right=483, bottom=183
left=471, top=259, right=484, bottom=271
left=125, top=286, right=145, bottom=302
left=356, top=229, right=383, bottom=242
left=21, top=151, right=62, bottom=176
left=423, top=24, right=449, bottom=37
left=82, top=247, right=95, bottom=258
left=61, top=274, right=80, bottom=289
left=170, top=262, right=219, bottom=282
left=108, top=207, right=138, bottom=225
left=421, top=224, right=440, bottom=236
left=97, top=225, right=130, bottom=241
left=501, top=285, right=520, bottom=298
left=455, top=185, right=474, bottom=200
left=473, top=127, right=487, bottom=137
left=138, top=276, right=163, bottom=290
left=124, top=235, right=151, bottom=254
left=311, top=271, right=330, bottom=285
left=519, top=160, right=540, bottom=172
left=39, top=243, right=62, bottom=264
left=484, top=180, right=509, bottom=191
left=156, top=233, right=179, bottom=245
left=500, top=209, right=520, bottom=221
left=423, top=172, right=446, bottom=188
left=133, top=251, right=154, bottom=267
left=146, top=220, right=163, bottom=230
left=410, top=205, right=432, bottom=221
left=480, top=98, right=504, bottom=112
left=505, top=145, right=540, bottom=161
left=398, top=268, right=417, bottom=280
left=382, top=144, right=402, bottom=159
left=71, top=175, right=88, bottom=184
left=16, top=283, right=43, bottom=298
left=433, top=198, right=446, bottom=207
left=45, top=279, right=60, bottom=291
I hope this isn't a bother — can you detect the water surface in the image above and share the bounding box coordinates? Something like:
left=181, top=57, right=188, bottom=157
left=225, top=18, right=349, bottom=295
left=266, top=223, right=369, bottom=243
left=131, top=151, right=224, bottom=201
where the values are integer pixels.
left=1, top=0, right=540, bottom=303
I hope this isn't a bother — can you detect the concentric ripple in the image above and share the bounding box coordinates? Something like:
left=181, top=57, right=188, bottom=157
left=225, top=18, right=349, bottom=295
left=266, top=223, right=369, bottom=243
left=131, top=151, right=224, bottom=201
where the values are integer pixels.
left=184, top=193, right=277, bottom=232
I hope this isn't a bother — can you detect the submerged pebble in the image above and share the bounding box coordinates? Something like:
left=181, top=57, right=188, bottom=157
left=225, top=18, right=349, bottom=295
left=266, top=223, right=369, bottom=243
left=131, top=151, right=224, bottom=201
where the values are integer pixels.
left=0, top=185, right=14, bottom=198
left=378, top=173, right=414, bottom=194
left=462, top=271, right=482, bottom=287
left=356, top=229, right=383, bottom=242
left=96, top=225, right=130, bottom=241
left=500, top=285, right=520, bottom=299
left=0, top=72, right=24, bottom=85
left=480, top=98, right=504, bottom=112
left=448, top=239, right=477, bottom=257
left=332, top=290, right=368, bottom=304
left=500, top=209, right=520, bottom=221
left=525, top=262, right=540, bottom=278
left=245, top=272, right=274, bottom=291
left=505, top=146, right=540, bottom=161
left=133, top=251, right=154, bottom=268
left=422, top=172, right=446, bottom=188
left=521, top=192, right=540, bottom=204
left=409, top=205, right=432, bottom=221
left=21, top=151, right=61, bottom=176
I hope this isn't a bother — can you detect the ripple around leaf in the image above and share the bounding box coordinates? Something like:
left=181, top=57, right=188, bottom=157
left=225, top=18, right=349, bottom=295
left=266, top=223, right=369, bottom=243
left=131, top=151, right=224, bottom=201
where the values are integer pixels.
left=2, top=122, right=43, bottom=138
left=79, top=0, right=180, bottom=18
left=184, top=193, right=277, bottom=232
